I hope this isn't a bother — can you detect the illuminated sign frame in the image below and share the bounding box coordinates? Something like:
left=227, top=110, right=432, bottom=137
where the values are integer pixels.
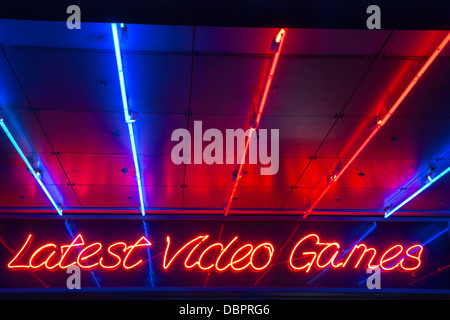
left=7, top=232, right=423, bottom=274
left=1, top=217, right=448, bottom=294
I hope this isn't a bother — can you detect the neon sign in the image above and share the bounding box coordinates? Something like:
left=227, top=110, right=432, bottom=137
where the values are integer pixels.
left=7, top=233, right=423, bottom=273
left=8, top=234, right=152, bottom=271
left=288, top=233, right=422, bottom=272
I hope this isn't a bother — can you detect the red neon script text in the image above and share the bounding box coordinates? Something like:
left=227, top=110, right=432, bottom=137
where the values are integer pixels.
left=163, top=235, right=275, bottom=272
left=8, top=234, right=151, bottom=271
left=7, top=233, right=423, bottom=273
left=289, top=233, right=423, bottom=272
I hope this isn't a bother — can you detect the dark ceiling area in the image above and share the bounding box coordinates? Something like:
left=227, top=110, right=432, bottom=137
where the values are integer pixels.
left=0, top=20, right=449, bottom=220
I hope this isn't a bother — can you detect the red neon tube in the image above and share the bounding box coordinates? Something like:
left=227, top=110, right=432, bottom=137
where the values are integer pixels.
left=8, top=233, right=423, bottom=273
left=303, top=31, right=450, bottom=219
left=224, top=28, right=287, bottom=216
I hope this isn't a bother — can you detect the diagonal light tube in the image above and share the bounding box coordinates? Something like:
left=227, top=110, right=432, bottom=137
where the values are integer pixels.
left=385, top=165, right=450, bottom=218
left=358, top=227, right=449, bottom=286
left=303, top=31, right=450, bottom=219
left=142, top=220, right=155, bottom=287
left=224, top=28, right=287, bottom=216
left=111, top=23, right=146, bottom=216
left=65, top=220, right=101, bottom=287
left=307, top=222, right=377, bottom=285
left=0, top=117, right=63, bottom=215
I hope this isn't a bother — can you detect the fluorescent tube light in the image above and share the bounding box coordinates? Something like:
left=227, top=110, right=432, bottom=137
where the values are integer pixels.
left=0, top=117, right=63, bottom=216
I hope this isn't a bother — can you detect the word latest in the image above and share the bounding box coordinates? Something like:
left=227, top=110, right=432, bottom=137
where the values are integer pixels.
left=8, top=234, right=152, bottom=270
left=7, top=233, right=423, bottom=273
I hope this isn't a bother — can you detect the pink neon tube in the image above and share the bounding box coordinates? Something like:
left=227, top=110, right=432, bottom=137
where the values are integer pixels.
left=224, top=28, right=287, bottom=216
left=303, top=31, right=450, bottom=219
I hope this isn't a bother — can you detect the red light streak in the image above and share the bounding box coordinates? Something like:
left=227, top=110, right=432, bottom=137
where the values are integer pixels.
left=303, top=31, right=450, bottom=218
left=224, top=28, right=287, bottom=216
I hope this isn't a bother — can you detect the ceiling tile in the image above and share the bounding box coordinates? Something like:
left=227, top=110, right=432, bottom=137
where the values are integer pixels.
left=281, top=186, right=325, bottom=211
left=145, top=185, right=183, bottom=208
left=59, top=154, right=184, bottom=187
left=238, top=157, right=310, bottom=188
left=0, top=20, right=194, bottom=52
left=228, top=186, right=290, bottom=209
left=361, top=116, right=450, bottom=160
left=141, top=155, right=185, bottom=186
left=0, top=152, right=37, bottom=185
left=123, top=52, right=192, bottom=114
left=393, top=59, right=450, bottom=117
left=264, top=58, right=374, bottom=116
left=0, top=51, right=28, bottom=109
left=58, top=153, right=138, bottom=186
left=182, top=186, right=229, bottom=208
left=315, top=116, right=382, bottom=160
left=120, top=24, right=194, bottom=52
left=135, top=113, right=187, bottom=156
left=381, top=30, right=450, bottom=57
left=36, top=110, right=131, bottom=154
left=73, top=185, right=182, bottom=208
left=4, top=47, right=122, bottom=112
left=259, top=115, right=337, bottom=157
left=184, top=162, right=236, bottom=187
left=318, top=187, right=394, bottom=211
left=343, top=58, right=424, bottom=117
left=0, top=109, right=53, bottom=153
left=0, top=23, right=449, bottom=217
left=0, top=183, right=78, bottom=208
left=282, top=29, right=391, bottom=56
left=194, top=27, right=278, bottom=55
left=334, top=158, right=434, bottom=190
left=191, top=55, right=270, bottom=115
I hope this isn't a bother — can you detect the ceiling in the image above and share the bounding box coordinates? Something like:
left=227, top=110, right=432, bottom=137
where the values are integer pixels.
left=0, top=20, right=449, bottom=218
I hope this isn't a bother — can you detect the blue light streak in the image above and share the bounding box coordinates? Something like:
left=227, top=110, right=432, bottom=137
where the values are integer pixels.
left=64, top=220, right=101, bottom=287
left=307, top=223, right=377, bottom=285
left=111, top=23, right=146, bottom=216
left=385, top=165, right=450, bottom=218
left=358, top=227, right=449, bottom=286
left=0, top=117, right=63, bottom=216
left=142, top=220, right=155, bottom=287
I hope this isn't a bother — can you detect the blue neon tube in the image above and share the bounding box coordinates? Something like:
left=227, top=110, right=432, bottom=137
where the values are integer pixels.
left=111, top=23, right=146, bottom=216
left=0, top=118, right=63, bottom=216
left=385, top=166, right=450, bottom=218
left=358, top=227, right=449, bottom=286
